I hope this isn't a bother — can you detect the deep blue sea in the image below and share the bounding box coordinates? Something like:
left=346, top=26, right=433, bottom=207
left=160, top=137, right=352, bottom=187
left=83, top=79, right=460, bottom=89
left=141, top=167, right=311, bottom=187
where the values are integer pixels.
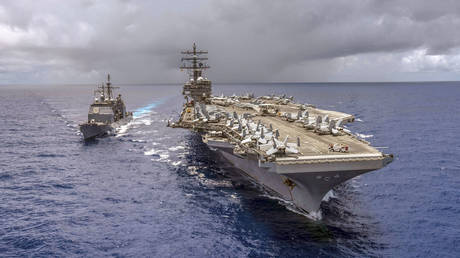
left=1, top=82, right=459, bottom=257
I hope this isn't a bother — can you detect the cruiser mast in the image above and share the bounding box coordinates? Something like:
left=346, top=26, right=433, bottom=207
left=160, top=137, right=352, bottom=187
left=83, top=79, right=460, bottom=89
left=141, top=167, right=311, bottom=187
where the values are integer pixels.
left=106, top=74, right=113, bottom=100
left=95, top=74, right=119, bottom=101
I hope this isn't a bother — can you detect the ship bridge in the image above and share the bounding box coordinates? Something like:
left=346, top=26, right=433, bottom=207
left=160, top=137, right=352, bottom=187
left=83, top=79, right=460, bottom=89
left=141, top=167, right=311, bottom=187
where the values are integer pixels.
left=181, top=43, right=211, bottom=103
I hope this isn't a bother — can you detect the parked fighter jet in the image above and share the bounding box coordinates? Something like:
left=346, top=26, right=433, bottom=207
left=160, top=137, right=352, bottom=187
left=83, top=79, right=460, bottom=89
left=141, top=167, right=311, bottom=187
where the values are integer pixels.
left=260, top=135, right=300, bottom=156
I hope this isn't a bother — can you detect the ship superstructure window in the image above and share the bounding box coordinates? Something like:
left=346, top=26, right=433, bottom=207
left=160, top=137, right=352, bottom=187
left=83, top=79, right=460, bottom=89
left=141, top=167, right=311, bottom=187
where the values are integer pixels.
left=91, top=106, right=113, bottom=114
left=98, top=107, right=113, bottom=114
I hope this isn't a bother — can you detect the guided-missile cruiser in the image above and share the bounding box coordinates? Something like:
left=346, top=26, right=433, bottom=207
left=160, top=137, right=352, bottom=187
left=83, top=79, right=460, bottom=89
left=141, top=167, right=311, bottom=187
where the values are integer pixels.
left=169, top=43, right=393, bottom=216
left=79, top=74, right=132, bottom=140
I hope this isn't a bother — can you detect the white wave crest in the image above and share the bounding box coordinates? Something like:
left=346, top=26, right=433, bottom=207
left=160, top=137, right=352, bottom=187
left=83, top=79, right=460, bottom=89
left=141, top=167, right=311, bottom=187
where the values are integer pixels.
left=144, top=149, right=158, bottom=156
left=133, top=118, right=152, bottom=126
left=168, top=146, right=185, bottom=151
left=130, top=139, right=147, bottom=143
left=116, top=120, right=135, bottom=137
left=134, top=130, right=158, bottom=135
left=322, top=190, right=336, bottom=202
left=159, top=154, right=169, bottom=160
left=356, top=133, right=374, bottom=139
left=171, top=161, right=182, bottom=166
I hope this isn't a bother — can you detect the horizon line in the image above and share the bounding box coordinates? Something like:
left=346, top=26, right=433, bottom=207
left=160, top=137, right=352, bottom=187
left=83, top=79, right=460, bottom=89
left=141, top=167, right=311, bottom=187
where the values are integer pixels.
left=0, top=80, right=459, bottom=86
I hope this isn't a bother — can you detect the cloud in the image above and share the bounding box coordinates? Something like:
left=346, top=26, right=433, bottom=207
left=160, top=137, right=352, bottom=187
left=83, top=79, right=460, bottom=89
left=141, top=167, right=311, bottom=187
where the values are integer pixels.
left=0, top=0, right=459, bottom=84
left=402, top=48, right=460, bottom=73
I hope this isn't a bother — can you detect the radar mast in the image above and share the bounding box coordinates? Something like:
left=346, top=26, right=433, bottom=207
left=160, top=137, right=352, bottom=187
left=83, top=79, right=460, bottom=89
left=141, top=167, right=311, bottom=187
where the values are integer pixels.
left=180, top=43, right=212, bottom=103
left=95, top=73, right=119, bottom=101
left=106, top=74, right=114, bottom=100
left=180, top=43, right=210, bottom=81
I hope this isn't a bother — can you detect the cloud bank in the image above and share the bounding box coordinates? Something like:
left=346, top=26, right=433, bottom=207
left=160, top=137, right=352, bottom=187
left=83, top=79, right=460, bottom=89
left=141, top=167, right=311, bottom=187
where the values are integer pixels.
left=0, top=0, right=459, bottom=84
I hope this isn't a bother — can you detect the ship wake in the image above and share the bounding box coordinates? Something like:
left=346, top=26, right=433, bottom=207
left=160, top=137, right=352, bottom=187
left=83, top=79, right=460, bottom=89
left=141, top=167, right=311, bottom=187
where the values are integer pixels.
left=116, top=100, right=164, bottom=137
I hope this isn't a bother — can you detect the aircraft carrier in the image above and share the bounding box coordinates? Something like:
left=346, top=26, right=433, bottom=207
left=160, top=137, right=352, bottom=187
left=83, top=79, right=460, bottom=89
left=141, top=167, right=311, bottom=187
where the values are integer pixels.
left=169, top=43, right=393, bottom=216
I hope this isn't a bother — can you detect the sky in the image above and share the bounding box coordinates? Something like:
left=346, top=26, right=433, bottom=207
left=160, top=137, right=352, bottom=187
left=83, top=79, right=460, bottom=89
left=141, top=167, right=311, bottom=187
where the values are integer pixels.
left=0, top=0, right=460, bottom=84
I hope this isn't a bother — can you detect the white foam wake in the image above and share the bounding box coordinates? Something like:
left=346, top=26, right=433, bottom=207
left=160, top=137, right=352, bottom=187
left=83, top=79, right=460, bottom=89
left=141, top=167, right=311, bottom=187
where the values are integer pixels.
left=144, top=149, right=158, bottom=156
left=322, top=190, right=336, bottom=202
left=168, top=146, right=185, bottom=151
left=115, top=102, right=156, bottom=137
left=133, top=102, right=160, bottom=118
left=116, top=121, right=135, bottom=137
left=171, top=161, right=182, bottom=166
left=144, top=148, right=171, bottom=163
left=133, top=117, right=152, bottom=126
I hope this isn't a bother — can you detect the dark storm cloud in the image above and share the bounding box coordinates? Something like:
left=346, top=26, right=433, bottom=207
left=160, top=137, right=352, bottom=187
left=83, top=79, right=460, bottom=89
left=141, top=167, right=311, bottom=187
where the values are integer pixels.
left=214, top=0, right=459, bottom=60
left=0, top=0, right=459, bottom=83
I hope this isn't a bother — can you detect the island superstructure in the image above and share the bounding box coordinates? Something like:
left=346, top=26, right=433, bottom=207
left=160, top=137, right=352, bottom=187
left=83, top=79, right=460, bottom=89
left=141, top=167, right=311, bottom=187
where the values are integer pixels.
left=169, top=43, right=393, bottom=215
left=80, top=74, right=132, bottom=140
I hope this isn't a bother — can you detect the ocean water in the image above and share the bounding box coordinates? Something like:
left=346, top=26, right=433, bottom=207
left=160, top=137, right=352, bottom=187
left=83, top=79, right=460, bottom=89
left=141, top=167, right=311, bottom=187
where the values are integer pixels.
left=0, top=82, right=459, bottom=257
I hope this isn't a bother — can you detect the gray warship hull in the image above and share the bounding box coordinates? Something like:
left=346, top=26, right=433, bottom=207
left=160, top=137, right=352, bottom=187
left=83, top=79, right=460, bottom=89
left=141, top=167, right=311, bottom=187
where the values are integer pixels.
left=205, top=138, right=392, bottom=214
left=80, top=115, right=132, bottom=140
left=80, top=123, right=112, bottom=140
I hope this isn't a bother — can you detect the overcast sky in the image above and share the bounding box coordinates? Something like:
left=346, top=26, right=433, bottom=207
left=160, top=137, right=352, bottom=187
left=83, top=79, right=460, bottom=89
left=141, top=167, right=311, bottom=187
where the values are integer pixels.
left=0, top=0, right=459, bottom=84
